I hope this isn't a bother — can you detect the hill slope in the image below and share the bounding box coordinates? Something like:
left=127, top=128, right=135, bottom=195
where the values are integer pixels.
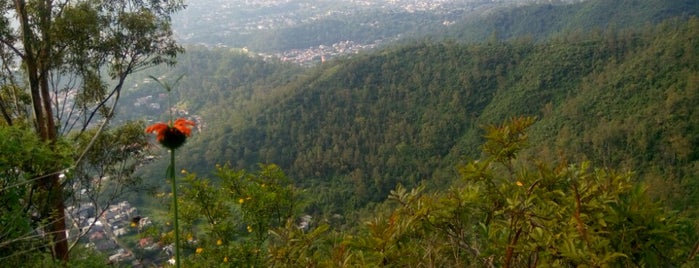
left=136, top=1, right=699, bottom=214
left=440, top=0, right=699, bottom=43
left=154, top=17, right=698, bottom=214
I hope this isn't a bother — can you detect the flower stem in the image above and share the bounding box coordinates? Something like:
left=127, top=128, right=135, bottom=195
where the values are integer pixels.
left=169, top=150, right=181, bottom=267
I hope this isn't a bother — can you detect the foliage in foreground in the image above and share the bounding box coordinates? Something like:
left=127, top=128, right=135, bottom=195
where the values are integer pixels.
left=0, top=125, right=71, bottom=264
left=155, top=117, right=698, bottom=267
left=0, top=122, right=152, bottom=266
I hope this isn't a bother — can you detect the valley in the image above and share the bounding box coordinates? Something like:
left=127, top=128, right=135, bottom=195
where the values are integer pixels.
left=2, top=0, right=699, bottom=266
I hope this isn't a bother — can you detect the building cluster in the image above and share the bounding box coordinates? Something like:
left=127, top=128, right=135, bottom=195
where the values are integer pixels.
left=133, top=95, right=161, bottom=110
left=173, top=0, right=523, bottom=65
left=127, top=76, right=205, bottom=132
left=66, top=201, right=154, bottom=265
left=267, top=40, right=380, bottom=66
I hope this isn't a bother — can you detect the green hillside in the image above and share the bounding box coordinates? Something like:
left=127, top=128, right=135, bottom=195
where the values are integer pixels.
left=144, top=16, right=697, bottom=219
left=441, top=0, right=699, bottom=43
left=128, top=2, right=699, bottom=265
left=527, top=18, right=699, bottom=211
left=6, top=0, right=699, bottom=266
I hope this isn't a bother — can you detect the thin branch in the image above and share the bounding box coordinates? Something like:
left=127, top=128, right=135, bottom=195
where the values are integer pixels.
left=67, top=72, right=129, bottom=187
left=0, top=169, right=65, bottom=193
left=76, top=64, right=132, bottom=136
left=0, top=38, right=25, bottom=59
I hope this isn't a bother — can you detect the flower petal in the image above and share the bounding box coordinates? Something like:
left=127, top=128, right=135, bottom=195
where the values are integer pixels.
left=145, top=122, right=169, bottom=134
left=145, top=123, right=170, bottom=142
left=173, top=118, right=195, bottom=136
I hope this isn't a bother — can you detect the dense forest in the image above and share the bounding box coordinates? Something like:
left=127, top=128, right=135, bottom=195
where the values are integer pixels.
left=440, top=0, right=699, bottom=43
left=123, top=15, right=699, bottom=267
left=140, top=16, right=699, bottom=215
left=3, top=0, right=699, bottom=266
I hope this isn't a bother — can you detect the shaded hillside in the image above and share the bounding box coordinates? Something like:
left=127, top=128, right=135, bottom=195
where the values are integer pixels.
left=180, top=42, right=525, bottom=204
left=124, top=17, right=699, bottom=265
left=440, top=0, right=699, bottom=43
left=160, top=17, right=699, bottom=214
left=115, top=46, right=304, bottom=123
left=124, top=48, right=305, bottom=203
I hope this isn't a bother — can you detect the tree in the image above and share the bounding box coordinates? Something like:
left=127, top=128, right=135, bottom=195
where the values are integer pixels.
left=341, top=116, right=698, bottom=267
left=0, top=125, right=70, bottom=265
left=0, top=0, right=183, bottom=262
left=132, top=116, right=699, bottom=266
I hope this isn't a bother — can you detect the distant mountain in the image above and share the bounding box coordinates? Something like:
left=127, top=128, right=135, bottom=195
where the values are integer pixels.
left=171, top=0, right=536, bottom=53
left=440, top=0, right=699, bottom=42
left=171, top=0, right=699, bottom=65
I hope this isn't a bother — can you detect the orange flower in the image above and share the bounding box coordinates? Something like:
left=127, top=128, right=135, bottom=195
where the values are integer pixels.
left=146, top=118, right=195, bottom=149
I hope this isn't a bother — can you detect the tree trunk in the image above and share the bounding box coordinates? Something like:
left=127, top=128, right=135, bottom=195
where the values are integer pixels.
left=40, top=173, right=69, bottom=261
left=14, top=0, right=70, bottom=262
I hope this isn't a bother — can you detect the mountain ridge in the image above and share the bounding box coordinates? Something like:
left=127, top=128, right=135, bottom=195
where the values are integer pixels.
left=134, top=1, right=699, bottom=214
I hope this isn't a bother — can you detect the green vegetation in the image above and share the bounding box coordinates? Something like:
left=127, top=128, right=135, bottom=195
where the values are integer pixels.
left=0, top=0, right=182, bottom=263
left=441, top=0, right=699, bottom=43
left=3, top=0, right=699, bottom=266
left=126, top=15, right=699, bottom=266
left=153, top=16, right=699, bottom=218
left=0, top=126, right=70, bottom=265
left=150, top=117, right=698, bottom=267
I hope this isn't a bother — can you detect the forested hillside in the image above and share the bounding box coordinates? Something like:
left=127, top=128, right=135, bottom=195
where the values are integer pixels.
left=153, top=16, right=699, bottom=266
left=115, top=47, right=304, bottom=123
left=115, top=8, right=699, bottom=268
left=526, top=18, right=699, bottom=211
left=440, top=0, right=699, bottom=43
left=133, top=16, right=699, bottom=221
left=4, top=0, right=699, bottom=266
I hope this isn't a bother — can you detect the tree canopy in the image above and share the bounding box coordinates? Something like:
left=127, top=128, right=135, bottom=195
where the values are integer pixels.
left=0, top=0, right=183, bottom=262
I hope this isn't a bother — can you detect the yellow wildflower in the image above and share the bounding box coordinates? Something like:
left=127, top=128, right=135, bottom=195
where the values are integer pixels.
left=516, top=181, right=524, bottom=187
left=247, top=225, right=253, bottom=233
left=195, top=247, right=203, bottom=254
left=223, top=256, right=229, bottom=263
left=238, top=198, right=244, bottom=204
left=217, top=239, right=223, bottom=246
